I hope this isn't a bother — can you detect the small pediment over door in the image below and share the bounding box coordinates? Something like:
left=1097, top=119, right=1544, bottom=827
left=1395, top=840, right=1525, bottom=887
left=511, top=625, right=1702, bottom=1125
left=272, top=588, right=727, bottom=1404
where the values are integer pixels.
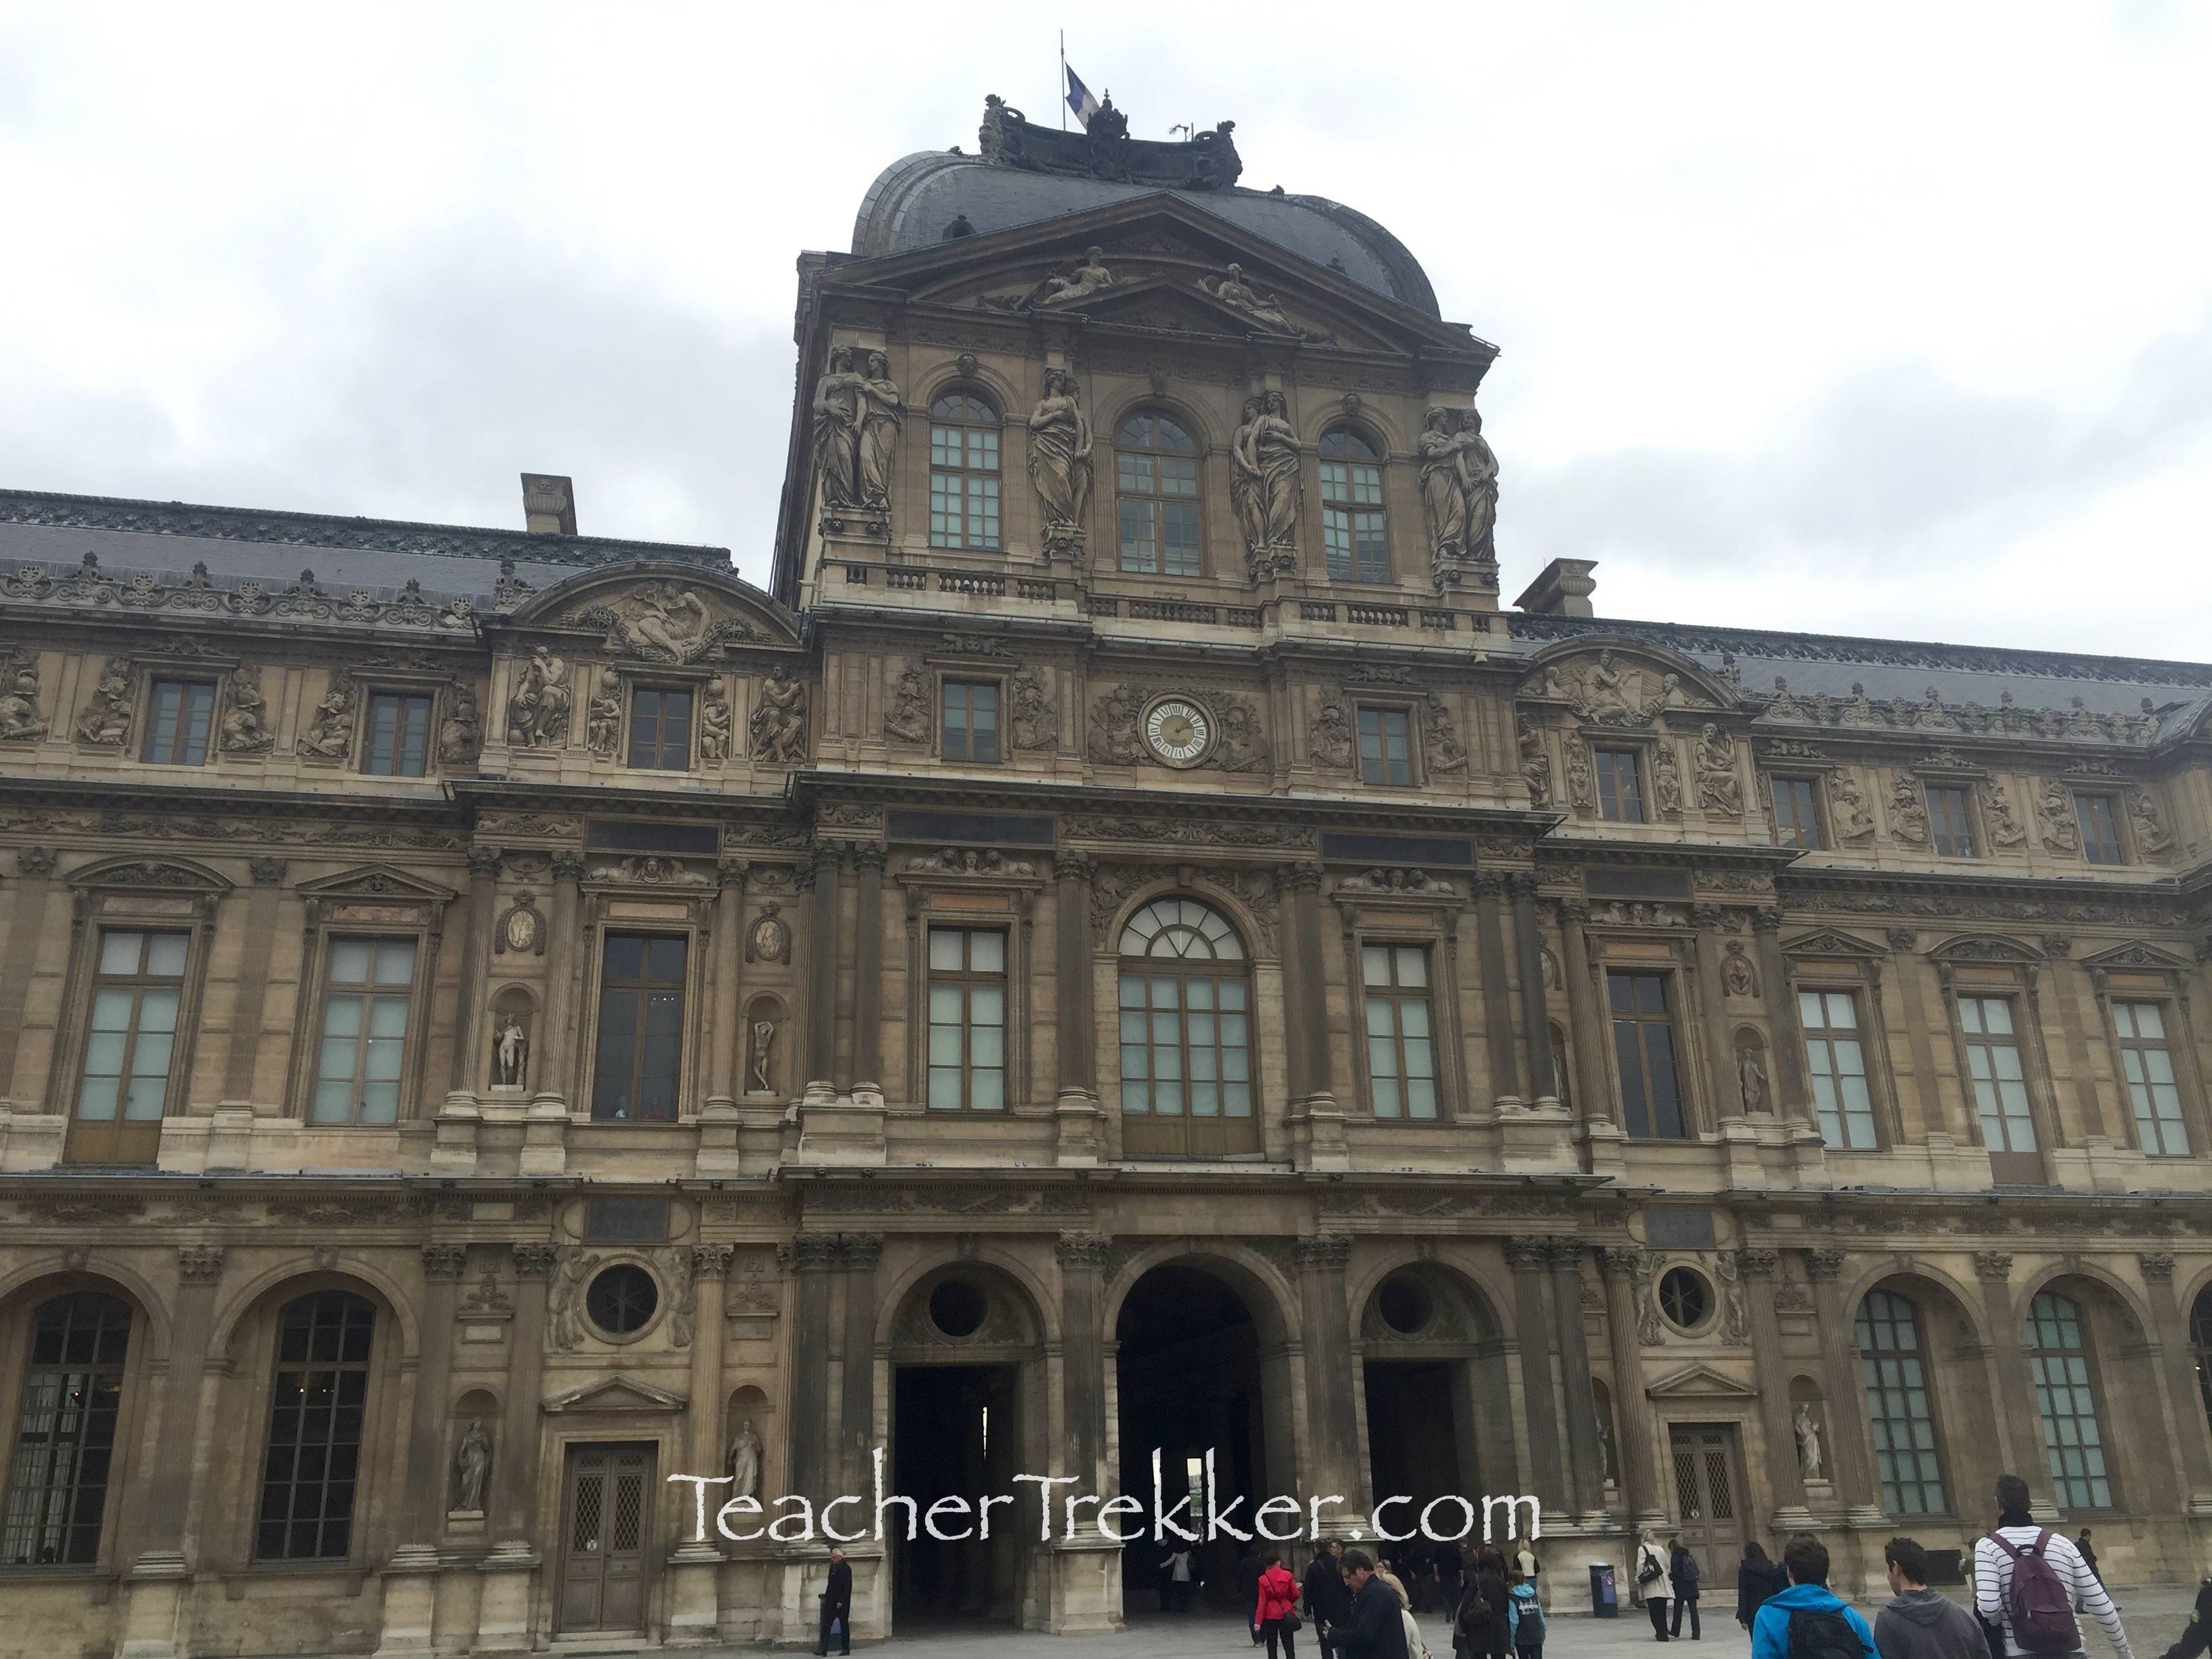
left=1644, top=1362, right=1759, bottom=1401
left=542, top=1374, right=689, bottom=1415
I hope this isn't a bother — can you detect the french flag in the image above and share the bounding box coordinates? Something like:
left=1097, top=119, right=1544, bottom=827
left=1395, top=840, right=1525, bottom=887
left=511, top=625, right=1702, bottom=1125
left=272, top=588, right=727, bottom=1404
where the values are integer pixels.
left=1065, top=64, right=1101, bottom=128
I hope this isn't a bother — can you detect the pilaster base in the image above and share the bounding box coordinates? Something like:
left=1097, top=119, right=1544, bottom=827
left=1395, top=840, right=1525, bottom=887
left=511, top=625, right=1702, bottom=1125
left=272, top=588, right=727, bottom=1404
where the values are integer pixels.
left=696, top=1099, right=745, bottom=1176
left=205, top=1102, right=255, bottom=1171
left=665, top=1545, right=724, bottom=1646
left=794, top=1090, right=888, bottom=1165
left=519, top=1094, right=569, bottom=1174
left=431, top=1092, right=480, bottom=1173
left=1845, top=1504, right=1889, bottom=1529
left=474, top=1541, right=540, bottom=1655
left=114, top=1553, right=189, bottom=1659
left=1044, top=1533, right=1125, bottom=1633
left=1496, top=1095, right=1576, bottom=1172
left=1291, top=1092, right=1350, bottom=1170
left=1771, top=1504, right=1818, bottom=1533
left=1578, top=1115, right=1630, bottom=1179
left=1052, top=1088, right=1105, bottom=1165
left=0, top=1105, right=64, bottom=1172
left=371, top=1545, right=442, bottom=1657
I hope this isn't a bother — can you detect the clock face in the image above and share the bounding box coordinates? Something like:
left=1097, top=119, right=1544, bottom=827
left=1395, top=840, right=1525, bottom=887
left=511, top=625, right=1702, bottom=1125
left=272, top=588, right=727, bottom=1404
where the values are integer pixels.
left=1143, top=697, right=1214, bottom=768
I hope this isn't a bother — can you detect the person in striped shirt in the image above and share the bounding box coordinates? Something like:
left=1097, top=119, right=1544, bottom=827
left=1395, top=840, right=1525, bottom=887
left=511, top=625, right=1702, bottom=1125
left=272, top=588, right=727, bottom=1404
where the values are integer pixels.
left=1973, top=1477, right=2133, bottom=1659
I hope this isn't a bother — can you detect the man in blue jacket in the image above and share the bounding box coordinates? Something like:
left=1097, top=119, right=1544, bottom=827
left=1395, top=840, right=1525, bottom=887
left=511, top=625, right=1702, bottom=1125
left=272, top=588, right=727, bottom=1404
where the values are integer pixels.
left=1753, top=1536, right=1878, bottom=1659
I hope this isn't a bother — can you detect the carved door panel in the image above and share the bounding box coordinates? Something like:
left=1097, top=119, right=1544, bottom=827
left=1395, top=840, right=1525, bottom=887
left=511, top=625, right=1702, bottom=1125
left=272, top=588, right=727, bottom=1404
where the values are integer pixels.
left=558, top=1443, right=654, bottom=1633
left=1666, top=1423, right=1744, bottom=1585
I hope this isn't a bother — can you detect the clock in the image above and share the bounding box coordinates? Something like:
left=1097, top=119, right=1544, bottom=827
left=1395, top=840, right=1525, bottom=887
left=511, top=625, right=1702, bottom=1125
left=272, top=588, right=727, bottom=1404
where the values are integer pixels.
left=1142, top=696, right=1215, bottom=769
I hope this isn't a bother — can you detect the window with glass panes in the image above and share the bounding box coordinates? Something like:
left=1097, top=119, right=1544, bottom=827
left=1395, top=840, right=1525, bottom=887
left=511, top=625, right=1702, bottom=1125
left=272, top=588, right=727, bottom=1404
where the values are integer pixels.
left=2112, top=1001, right=2188, bottom=1155
left=2074, top=794, right=2123, bottom=865
left=1607, top=970, right=1685, bottom=1139
left=1856, top=1290, right=1948, bottom=1517
left=2026, top=1292, right=2112, bottom=1510
left=1116, top=899, right=1253, bottom=1151
left=591, top=934, right=686, bottom=1122
left=1357, top=706, right=1412, bottom=786
left=942, top=680, right=1000, bottom=763
left=1115, top=414, right=1202, bottom=575
left=1595, top=749, right=1645, bottom=823
left=926, top=928, right=1006, bottom=1111
left=928, top=392, right=1001, bottom=550
left=1362, top=944, right=1437, bottom=1119
left=1319, top=428, right=1388, bottom=583
left=76, top=930, right=186, bottom=1129
left=627, top=686, right=692, bottom=771
left=2192, top=1288, right=2212, bottom=1444
left=141, top=679, right=215, bottom=765
left=2, top=1293, right=131, bottom=1567
left=1802, top=989, right=1877, bottom=1148
left=1772, top=777, right=1823, bottom=849
left=361, top=692, right=431, bottom=777
left=1958, top=995, right=2036, bottom=1152
left=310, top=939, right=415, bottom=1125
left=255, top=1291, right=375, bottom=1561
left=1927, top=786, right=1975, bottom=857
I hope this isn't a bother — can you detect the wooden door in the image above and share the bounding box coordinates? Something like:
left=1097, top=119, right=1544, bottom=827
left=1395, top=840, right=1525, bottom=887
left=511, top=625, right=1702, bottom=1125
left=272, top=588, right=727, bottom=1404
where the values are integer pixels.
left=558, top=1443, right=654, bottom=1634
left=1666, top=1424, right=1745, bottom=1584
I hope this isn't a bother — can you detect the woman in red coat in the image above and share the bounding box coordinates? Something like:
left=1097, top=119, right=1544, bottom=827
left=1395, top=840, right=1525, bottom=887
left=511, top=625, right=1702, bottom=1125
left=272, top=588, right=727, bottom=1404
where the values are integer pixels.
left=1256, top=1551, right=1302, bottom=1659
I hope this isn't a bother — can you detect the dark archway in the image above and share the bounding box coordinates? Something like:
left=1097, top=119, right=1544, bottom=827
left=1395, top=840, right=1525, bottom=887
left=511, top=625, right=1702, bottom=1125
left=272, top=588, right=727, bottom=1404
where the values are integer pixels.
left=1357, top=1262, right=1507, bottom=1549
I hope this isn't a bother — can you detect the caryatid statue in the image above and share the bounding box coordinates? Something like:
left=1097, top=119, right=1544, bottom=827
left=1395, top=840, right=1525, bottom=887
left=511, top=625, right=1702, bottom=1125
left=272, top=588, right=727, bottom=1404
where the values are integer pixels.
left=855, top=350, right=904, bottom=510
left=811, top=345, right=864, bottom=511
left=1027, top=367, right=1094, bottom=541
left=1231, top=389, right=1301, bottom=579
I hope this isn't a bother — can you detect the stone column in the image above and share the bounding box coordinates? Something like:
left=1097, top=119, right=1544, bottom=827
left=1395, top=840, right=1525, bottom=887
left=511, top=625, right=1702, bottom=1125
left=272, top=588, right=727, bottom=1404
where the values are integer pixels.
left=2136, top=1253, right=2212, bottom=1514
left=1801, top=1248, right=1886, bottom=1526
left=1504, top=1239, right=1566, bottom=1514
left=1509, top=877, right=1557, bottom=1103
left=851, top=847, right=886, bottom=1094
left=1971, top=1252, right=2040, bottom=1488
left=532, top=854, right=587, bottom=1107
left=1473, top=876, right=1523, bottom=1102
left=117, top=1245, right=224, bottom=1659
left=1285, top=864, right=1334, bottom=1099
left=478, top=1243, right=554, bottom=1650
left=445, top=846, right=504, bottom=1098
left=1755, top=909, right=1814, bottom=1130
left=1545, top=1240, right=1609, bottom=1520
left=0, top=845, right=59, bottom=1096
left=1736, top=1248, right=1814, bottom=1530
left=670, top=1244, right=735, bottom=1644
left=800, top=846, right=843, bottom=1097
left=1559, top=903, right=1622, bottom=1157
left=838, top=1234, right=883, bottom=1498
left=1596, top=1247, right=1666, bottom=1525
left=218, top=863, right=287, bottom=1110
left=379, top=1244, right=467, bottom=1658
left=1052, top=855, right=1097, bottom=1101
left=1294, top=1235, right=1364, bottom=1519
left=707, top=864, right=747, bottom=1108
left=787, top=1233, right=840, bottom=1506
left=1689, top=909, right=1741, bottom=1128
left=1054, top=1233, right=1112, bottom=1495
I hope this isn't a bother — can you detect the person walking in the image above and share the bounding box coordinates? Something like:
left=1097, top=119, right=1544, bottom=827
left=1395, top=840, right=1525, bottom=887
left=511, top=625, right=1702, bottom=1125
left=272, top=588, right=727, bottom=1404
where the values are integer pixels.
left=1636, top=1531, right=1673, bottom=1642
left=1257, top=1550, right=1303, bottom=1659
left=1875, top=1537, right=1992, bottom=1659
left=1509, top=1571, right=1547, bottom=1659
left=1307, top=1538, right=1354, bottom=1659
left=817, top=1547, right=852, bottom=1657
left=1338, top=1549, right=1412, bottom=1659
left=1458, top=1549, right=1510, bottom=1659
left=1240, top=1547, right=1269, bottom=1644
left=1162, top=1545, right=1195, bottom=1614
left=1670, top=1538, right=1703, bottom=1640
left=1974, top=1476, right=2132, bottom=1659
left=2156, top=1575, right=2212, bottom=1659
left=1738, top=1543, right=1788, bottom=1633
left=1750, top=1535, right=1877, bottom=1659
left=2074, top=1533, right=2099, bottom=1589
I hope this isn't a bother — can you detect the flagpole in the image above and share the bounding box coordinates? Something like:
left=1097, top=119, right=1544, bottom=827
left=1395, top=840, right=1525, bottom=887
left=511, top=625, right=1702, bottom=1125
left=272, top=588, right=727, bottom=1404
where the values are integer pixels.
left=1059, top=32, right=1067, bottom=129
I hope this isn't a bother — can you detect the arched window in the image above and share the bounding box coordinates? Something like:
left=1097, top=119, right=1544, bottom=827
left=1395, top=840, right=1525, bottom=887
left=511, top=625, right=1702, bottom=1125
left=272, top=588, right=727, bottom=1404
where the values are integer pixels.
left=2025, top=1290, right=2110, bottom=1511
left=3, top=1293, right=131, bottom=1565
left=1856, top=1289, right=1947, bottom=1516
left=1115, top=414, right=1201, bottom=576
left=2191, top=1286, right=2212, bottom=1445
left=255, top=1290, right=376, bottom=1561
left=928, top=391, right=1001, bottom=551
left=1116, top=897, right=1254, bottom=1156
left=1319, top=428, right=1389, bottom=583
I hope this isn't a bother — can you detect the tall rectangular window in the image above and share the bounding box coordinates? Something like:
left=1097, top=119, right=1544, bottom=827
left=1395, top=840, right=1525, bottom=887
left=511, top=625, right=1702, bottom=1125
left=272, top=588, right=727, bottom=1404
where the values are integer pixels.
left=361, top=692, right=432, bottom=777
left=627, top=687, right=693, bottom=771
left=926, top=927, right=1006, bottom=1111
left=2074, top=794, right=2123, bottom=865
left=1115, top=415, right=1202, bottom=577
left=1595, top=749, right=1645, bottom=823
left=1357, top=707, right=1412, bottom=787
left=1319, top=434, right=1389, bottom=582
left=1959, top=995, right=2035, bottom=1152
left=77, top=930, right=186, bottom=1130
left=1927, top=786, right=1975, bottom=858
left=1362, top=944, right=1437, bottom=1119
left=942, top=681, right=1000, bottom=764
left=2113, top=1001, right=2188, bottom=1155
left=1608, top=970, right=1685, bottom=1139
left=255, top=1292, right=374, bottom=1561
left=2, top=1293, right=131, bottom=1566
left=310, top=939, right=415, bottom=1126
left=1801, top=989, right=1876, bottom=1148
left=2026, top=1293, right=2112, bottom=1511
left=1857, top=1290, right=1948, bottom=1517
left=141, top=680, right=214, bottom=766
left=928, top=398, right=1001, bottom=550
left=592, top=934, right=687, bottom=1121
left=1772, top=777, right=1823, bottom=850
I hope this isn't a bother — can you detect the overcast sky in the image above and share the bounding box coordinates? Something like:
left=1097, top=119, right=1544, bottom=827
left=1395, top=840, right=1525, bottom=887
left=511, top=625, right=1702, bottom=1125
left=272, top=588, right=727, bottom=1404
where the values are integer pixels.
left=3, top=3, right=2208, bottom=657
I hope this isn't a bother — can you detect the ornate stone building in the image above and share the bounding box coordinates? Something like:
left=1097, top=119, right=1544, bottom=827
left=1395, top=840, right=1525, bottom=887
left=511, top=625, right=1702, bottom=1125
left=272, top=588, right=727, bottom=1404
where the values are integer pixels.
left=1, top=97, right=2209, bottom=1657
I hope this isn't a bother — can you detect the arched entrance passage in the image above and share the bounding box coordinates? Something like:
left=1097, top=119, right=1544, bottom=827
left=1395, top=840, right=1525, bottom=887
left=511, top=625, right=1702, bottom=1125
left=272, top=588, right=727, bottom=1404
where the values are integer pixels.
left=1358, top=1263, right=1507, bottom=1534
left=1115, top=1257, right=1293, bottom=1620
left=886, top=1262, right=1046, bottom=1630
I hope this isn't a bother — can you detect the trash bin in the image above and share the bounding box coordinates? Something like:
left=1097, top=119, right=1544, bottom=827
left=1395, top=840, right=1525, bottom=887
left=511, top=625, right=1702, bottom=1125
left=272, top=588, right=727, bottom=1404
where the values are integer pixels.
left=1589, top=1562, right=1618, bottom=1617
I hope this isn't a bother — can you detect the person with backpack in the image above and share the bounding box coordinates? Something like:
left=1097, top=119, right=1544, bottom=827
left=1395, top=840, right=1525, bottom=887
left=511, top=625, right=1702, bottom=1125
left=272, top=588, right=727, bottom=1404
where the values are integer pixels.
left=1455, top=1549, right=1509, bottom=1659
left=1973, top=1475, right=2133, bottom=1659
left=1509, top=1570, right=1547, bottom=1659
left=1670, top=1538, right=1703, bottom=1640
left=1740, top=1543, right=1790, bottom=1632
left=1307, top=1539, right=1354, bottom=1659
left=1637, top=1531, right=1674, bottom=1641
left=1876, top=1536, right=1991, bottom=1659
left=1256, top=1549, right=1303, bottom=1659
left=1750, top=1534, right=1877, bottom=1659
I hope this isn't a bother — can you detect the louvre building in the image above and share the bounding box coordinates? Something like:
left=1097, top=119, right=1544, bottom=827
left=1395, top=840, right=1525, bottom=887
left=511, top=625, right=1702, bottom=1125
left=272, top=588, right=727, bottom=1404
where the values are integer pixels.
left=0, top=96, right=2209, bottom=1658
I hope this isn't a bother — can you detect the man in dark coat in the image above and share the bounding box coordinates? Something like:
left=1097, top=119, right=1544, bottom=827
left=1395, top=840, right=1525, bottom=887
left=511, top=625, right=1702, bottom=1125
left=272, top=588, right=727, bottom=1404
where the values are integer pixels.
left=1338, top=1549, right=1411, bottom=1659
left=1307, top=1538, right=1354, bottom=1658
left=1240, top=1547, right=1269, bottom=1643
left=818, top=1548, right=852, bottom=1656
left=2160, top=1577, right=2212, bottom=1659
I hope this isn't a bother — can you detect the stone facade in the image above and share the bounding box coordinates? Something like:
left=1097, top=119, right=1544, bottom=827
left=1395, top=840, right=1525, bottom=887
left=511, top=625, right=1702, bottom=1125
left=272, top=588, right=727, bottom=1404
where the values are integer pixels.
left=1, top=104, right=2211, bottom=1658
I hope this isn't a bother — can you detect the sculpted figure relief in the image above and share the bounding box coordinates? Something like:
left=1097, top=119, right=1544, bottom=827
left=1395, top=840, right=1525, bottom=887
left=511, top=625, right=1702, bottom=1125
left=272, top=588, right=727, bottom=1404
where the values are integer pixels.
left=1027, top=367, right=1094, bottom=547
left=1889, top=777, right=1929, bottom=843
left=602, top=583, right=713, bottom=663
left=884, top=665, right=932, bottom=744
left=1036, top=246, right=1113, bottom=307
left=585, top=670, right=623, bottom=758
left=1695, top=724, right=1742, bottom=815
left=1009, top=666, right=1057, bottom=750
left=749, top=669, right=808, bottom=764
left=1313, top=689, right=1354, bottom=771
left=75, top=657, right=134, bottom=746
left=2037, top=779, right=2080, bottom=853
left=855, top=350, right=903, bottom=510
left=218, top=665, right=275, bottom=755
left=298, top=674, right=356, bottom=760
left=437, top=684, right=482, bottom=766
left=1231, top=390, right=1300, bottom=579
left=1831, top=770, right=1876, bottom=840
left=2129, top=790, right=2173, bottom=855
left=1652, top=743, right=1683, bottom=815
left=1202, top=262, right=1296, bottom=333
left=493, top=1015, right=529, bottom=1088
left=507, top=647, right=571, bottom=747
left=1985, top=783, right=2027, bottom=847
left=1517, top=717, right=1553, bottom=807
left=1565, top=735, right=1595, bottom=812
left=1418, top=408, right=1468, bottom=562
left=0, top=651, right=49, bottom=741
left=697, top=678, right=733, bottom=762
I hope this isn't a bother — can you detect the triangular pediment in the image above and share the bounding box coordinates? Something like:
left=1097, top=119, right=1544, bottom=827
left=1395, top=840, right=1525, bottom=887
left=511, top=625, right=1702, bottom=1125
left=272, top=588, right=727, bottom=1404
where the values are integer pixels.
left=1783, top=928, right=1887, bottom=962
left=542, top=1374, right=688, bottom=1415
left=1927, top=933, right=2043, bottom=965
left=2076, top=940, right=2190, bottom=973
left=1645, top=1363, right=1759, bottom=1400
left=297, top=863, right=456, bottom=904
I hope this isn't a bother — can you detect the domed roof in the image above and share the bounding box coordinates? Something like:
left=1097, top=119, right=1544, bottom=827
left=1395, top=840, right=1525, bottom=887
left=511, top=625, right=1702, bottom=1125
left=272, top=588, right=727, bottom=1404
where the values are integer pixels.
left=851, top=109, right=1440, bottom=319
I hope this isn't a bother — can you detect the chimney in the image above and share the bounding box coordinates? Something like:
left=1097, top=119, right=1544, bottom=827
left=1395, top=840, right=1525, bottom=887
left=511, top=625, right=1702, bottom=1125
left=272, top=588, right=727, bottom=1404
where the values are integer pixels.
left=521, top=473, right=577, bottom=536
left=1515, top=557, right=1597, bottom=618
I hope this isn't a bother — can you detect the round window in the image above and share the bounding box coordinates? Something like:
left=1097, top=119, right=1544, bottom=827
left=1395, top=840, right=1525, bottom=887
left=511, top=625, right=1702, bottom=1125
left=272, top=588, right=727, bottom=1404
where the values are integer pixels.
left=586, top=1264, right=659, bottom=1336
left=1376, top=1273, right=1434, bottom=1336
left=929, top=1278, right=987, bottom=1339
left=1658, top=1267, right=1713, bottom=1331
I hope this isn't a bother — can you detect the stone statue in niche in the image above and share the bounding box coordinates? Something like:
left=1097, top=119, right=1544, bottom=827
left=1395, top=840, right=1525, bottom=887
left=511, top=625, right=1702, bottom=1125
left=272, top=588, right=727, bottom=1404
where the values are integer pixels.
left=1027, top=367, right=1093, bottom=550
left=0, top=649, right=49, bottom=741
left=452, top=1418, right=493, bottom=1513
left=1739, top=1047, right=1769, bottom=1114
left=1794, top=1402, right=1824, bottom=1481
left=438, top=684, right=482, bottom=766
left=297, top=673, right=356, bottom=760
left=218, top=665, right=275, bottom=755
left=855, top=351, right=904, bottom=510
left=1036, top=247, right=1113, bottom=307
left=726, top=1418, right=764, bottom=1499
left=697, top=678, right=733, bottom=762
left=750, top=1019, right=777, bottom=1093
left=75, top=656, right=134, bottom=746
left=811, top=344, right=865, bottom=511
left=507, top=647, right=571, bottom=747
left=493, top=1015, right=529, bottom=1088
left=1695, top=724, right=1742, bottom=815
left=585, top=670, right=623, bottom=757
left=1230, top=390, right=1300, bottom=581
left=1517, top=718, right=1552, bottom=807
left=601, top=583, right=714, bottom=663
left=749, top=670, right=808, bottom=764
left=1652, top=743, right=1683, bottom=815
